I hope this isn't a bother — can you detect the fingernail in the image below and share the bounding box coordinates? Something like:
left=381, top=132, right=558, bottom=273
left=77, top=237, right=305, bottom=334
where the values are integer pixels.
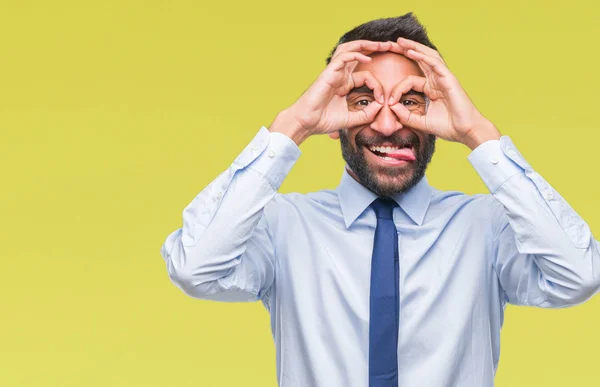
left=379, top=95, right=384, bottom=104
left=389, top=96, right=394, bottom=105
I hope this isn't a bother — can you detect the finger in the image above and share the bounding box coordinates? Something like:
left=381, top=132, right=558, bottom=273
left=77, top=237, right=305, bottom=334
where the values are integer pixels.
left=347, top=101, right=383, bottom=127
left=351, top=71, right=384, bottom=104
left=389, top=103, right=430, bottom=132
left=396, top=38, right=444, bottom=63
left=386, top=41, right=407, bottom=55
left=332, top=40, right=409, bottom=61
left=333, top=40, right=392, bottom=57
left=329, top=51, right=372, bottom=71
left=404, top=49, right=448, bottom=77
left=388, top=75, right=427, bottom=105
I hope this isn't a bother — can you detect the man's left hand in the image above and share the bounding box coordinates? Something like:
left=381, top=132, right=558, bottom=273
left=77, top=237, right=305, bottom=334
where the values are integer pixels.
left=388, top=38, right=501, bottom=150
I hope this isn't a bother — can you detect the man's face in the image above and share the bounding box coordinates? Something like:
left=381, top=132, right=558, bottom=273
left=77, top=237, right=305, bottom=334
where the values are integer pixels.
left=332, top=52, right=436, bottom=197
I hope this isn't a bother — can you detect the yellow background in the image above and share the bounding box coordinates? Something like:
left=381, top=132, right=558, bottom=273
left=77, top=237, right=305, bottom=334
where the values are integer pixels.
left=1, top=0, right=599, bottom=386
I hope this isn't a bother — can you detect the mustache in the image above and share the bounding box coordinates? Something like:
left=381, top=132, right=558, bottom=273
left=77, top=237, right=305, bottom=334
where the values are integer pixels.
left=355, top=131, right=421, bottom=149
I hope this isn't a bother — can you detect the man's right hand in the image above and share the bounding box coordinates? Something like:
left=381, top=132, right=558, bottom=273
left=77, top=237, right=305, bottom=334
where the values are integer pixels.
left=270, top=40, right=399, bottom=145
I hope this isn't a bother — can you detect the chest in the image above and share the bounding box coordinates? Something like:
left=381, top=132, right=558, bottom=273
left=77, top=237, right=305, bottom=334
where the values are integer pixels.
left=271, top=207, right=497, bottom=324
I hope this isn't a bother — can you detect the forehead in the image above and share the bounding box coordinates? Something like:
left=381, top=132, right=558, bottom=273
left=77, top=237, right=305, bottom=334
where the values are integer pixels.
left=354, top=52, right=423, bottom=86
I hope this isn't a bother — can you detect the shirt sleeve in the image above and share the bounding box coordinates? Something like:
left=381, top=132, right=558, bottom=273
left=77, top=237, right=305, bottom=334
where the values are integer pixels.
left=468, top=136, right=600, bottom=307
left=160, top=127, right=301, bottom=302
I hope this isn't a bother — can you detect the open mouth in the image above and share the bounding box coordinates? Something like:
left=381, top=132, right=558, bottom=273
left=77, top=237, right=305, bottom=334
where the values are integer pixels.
left=366, top=144, right=416, bottom=162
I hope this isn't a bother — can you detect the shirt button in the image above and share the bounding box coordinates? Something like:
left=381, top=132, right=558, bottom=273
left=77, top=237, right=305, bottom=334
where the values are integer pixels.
left=268, top=150, right=276, bottom=158
left=545, top=191, right=553, bottom=200
left=490, top=157, right=499, bottom=165
left=508, top=150, right=517, bottom=158
left=252, top=145, right=260, bottom=152
left=215, top=191, right=223, bottom=200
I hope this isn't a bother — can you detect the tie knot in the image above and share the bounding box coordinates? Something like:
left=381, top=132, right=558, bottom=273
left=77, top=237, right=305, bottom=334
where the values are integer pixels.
left=370, top=198, right=397, bottom=220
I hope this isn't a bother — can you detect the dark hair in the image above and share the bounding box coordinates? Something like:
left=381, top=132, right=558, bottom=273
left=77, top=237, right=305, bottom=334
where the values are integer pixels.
left=326, top=13, right=437, bottom=64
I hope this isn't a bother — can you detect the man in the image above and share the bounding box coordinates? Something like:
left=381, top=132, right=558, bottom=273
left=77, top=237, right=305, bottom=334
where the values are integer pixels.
left=160, top=13, right=600, bottom=387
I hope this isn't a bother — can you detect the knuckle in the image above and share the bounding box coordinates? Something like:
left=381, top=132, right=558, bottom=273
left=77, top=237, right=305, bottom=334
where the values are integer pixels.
left=334, top=53, right=352, bottom=63
left=336, top=42, right=349, bottom=51
left=329, top=59, right=343, bottom=69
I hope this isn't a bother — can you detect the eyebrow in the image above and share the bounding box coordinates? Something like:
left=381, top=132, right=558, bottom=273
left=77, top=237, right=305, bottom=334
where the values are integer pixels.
left=347, top=86, right=427, bottom=100
left=347, top=86, right=373, bottom=96
left=402, top=90, right=427, bottom=100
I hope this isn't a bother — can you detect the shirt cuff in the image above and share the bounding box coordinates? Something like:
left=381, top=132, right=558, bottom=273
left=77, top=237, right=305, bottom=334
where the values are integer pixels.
left=234, top=126, right=302, bottom=189
left=467, top=136, right=527, bottom=193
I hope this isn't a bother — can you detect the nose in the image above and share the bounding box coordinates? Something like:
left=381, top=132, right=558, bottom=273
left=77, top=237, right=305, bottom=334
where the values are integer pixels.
left=369, top=104, right=403, bottom=136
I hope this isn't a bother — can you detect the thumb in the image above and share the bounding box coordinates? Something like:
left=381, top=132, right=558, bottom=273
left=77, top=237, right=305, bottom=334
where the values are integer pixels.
left=346, top=101, right=383, bottom=127
left=390, top=104, right=429, bottom=132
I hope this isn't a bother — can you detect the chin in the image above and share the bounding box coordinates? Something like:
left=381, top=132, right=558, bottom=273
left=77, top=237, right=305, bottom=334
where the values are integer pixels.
left=369, top=160, right=415, bottom=179
left=364, top=168, right=418, bottom=197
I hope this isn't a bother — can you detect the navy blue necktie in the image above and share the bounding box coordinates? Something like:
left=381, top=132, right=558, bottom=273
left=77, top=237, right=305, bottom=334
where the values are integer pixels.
left=369, top=198, right=399, bottom=387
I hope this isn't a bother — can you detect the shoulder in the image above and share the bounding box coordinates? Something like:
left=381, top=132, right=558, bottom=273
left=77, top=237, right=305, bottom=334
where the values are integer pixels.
left=263, top=188, right=341, bottom=224
left=429, top=186, right=507, bottom=226
left=429, top=186, right=487, bottom=208
left=269, top=188, right=339, bottom=208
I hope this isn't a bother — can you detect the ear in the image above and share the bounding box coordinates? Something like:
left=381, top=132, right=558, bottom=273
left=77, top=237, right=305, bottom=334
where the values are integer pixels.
left=328, top=131, right=340, bottom=140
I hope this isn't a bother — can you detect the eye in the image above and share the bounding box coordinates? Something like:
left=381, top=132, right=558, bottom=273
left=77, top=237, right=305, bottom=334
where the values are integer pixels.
left=349, top=98, right=373, bottom=111
left=400, top=98, right=425, bottom=112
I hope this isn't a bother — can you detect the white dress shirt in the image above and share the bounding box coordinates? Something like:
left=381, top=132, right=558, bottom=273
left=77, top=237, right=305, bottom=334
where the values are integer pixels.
left=161, top=127, right=600, bottom=386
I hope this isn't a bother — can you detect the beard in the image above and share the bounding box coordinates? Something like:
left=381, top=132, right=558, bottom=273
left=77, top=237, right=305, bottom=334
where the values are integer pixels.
left=339, top=129, right=436, bottom=197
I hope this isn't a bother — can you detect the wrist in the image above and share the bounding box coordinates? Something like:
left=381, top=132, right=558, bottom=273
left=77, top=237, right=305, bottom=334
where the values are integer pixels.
left=462, top=119, right=502, bottom=151
left=269, top=109, right=310, bottom=146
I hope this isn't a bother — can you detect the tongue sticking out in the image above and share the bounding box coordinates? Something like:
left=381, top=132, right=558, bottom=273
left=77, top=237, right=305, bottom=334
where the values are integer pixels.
left=382, top=148, right=416, bottom=161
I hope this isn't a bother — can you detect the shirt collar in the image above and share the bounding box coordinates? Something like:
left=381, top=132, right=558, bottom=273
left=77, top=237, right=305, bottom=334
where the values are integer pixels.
left=336, top=168, right=433, bottom=228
